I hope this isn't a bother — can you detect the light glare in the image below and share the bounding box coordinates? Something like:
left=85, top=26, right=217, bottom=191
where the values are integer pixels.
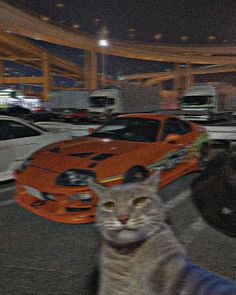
left=99, top=39, right=109, bottom=47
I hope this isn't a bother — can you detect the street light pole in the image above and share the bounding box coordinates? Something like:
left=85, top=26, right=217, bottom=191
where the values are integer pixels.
left=98, top=25, right=109, bottom=88
left=102, top=52, right=105, bottom=87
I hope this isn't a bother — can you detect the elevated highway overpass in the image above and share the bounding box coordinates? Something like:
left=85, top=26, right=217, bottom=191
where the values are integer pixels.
left=0, top=0, right=235, bottom=99
left=120, top=65, right=236, bottom=86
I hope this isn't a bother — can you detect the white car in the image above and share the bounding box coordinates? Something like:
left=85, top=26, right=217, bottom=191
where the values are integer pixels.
left=35, top=121, right=101, bottom=137
left=0, top=115, right=75, bottom=182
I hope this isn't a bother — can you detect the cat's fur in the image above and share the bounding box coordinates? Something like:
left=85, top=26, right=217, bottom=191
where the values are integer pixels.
left=89, top=171, right=236, bottom=295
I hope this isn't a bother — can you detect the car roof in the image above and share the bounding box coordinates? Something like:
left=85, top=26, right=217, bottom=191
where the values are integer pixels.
left=0, top=115, right=35, bottom=125
left=0, top=115, right=48, bottom=131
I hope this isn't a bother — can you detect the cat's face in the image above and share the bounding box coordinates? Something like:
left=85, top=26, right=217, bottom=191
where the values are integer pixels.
left=89, top=171, right=165, bottom=245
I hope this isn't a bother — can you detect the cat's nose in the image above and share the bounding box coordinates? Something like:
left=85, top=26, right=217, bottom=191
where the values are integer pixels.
left=118, top=215, right=129, bottom=224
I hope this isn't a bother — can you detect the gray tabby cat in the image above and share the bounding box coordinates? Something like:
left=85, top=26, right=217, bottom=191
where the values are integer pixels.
left=89, top=171, right=236, bottom=295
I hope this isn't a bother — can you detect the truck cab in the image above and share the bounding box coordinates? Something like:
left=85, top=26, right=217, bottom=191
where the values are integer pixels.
left=180, top=84, right=218, bottom=121
left=88, top=87, right=120, bottom=121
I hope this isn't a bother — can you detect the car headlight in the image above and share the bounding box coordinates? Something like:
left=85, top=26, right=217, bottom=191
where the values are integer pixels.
left=19, top=157, right=33, bottom=172
left=69, top=193, right=92, bottom=201
left=56, top=169, right=95, bottom=186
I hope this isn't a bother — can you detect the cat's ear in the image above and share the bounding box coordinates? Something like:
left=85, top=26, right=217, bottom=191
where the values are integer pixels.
left=88, top=181, right=109, bottom=198
left=143, top=170, right=160, bottom=193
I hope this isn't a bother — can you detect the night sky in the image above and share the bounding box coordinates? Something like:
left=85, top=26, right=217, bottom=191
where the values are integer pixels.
left=8, top=0, right=236, bottom=43
left=4, top=0, right=236, bottom=82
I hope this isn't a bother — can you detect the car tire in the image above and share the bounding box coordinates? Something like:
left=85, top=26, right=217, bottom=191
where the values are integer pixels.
left=123, top=166, right=149, bottom=183
left=199, top=143, right=210, bottom=169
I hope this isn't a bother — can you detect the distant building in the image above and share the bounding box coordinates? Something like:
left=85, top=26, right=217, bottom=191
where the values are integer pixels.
left=0, top=88, right=42, bottom=111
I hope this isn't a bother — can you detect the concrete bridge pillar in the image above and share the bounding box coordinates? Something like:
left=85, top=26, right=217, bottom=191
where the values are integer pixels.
left=174, top=63, right=194, bottom=97
left=186, top=63, right=193, bottom=89
left=174, top=63, right=181, bottom=91
left=174, top=63, right=185, bottom=97
left=84, top=50, right=97, bottom=91
left=42, top=53, right=50, bottom=101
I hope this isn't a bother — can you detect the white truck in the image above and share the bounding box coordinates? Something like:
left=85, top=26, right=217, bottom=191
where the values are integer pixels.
left=180, top=83, right=235, bottom=121
left=88, top=84, right=159, bottom=121
left=47, top=90, right=89, bottom=110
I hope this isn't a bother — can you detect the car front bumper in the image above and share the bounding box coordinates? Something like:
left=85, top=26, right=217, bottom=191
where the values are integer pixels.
left=15, top=169, right=98, bottom=224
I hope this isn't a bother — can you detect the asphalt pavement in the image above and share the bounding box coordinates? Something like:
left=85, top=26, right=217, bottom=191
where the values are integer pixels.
left=0, top=172, right=235, bottom=295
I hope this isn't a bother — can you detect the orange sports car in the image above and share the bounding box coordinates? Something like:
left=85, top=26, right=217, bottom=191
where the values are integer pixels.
left=15, top=113, right=210, bottom=224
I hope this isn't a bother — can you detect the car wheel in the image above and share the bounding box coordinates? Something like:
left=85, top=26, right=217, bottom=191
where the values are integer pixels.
left=123, top=166, right=149, bottom=183
left=199, top=143, right=210, bottom=169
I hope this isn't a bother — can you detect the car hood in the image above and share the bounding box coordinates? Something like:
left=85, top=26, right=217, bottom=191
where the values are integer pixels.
left=32, top=135, right=151, bottom=173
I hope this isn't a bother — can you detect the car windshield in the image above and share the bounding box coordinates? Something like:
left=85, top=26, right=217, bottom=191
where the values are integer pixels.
left=181, top=96, right=211, bottom=105
left=89, top=96, right=108, bottom=107
left=90, top=117, right=160, bottom=142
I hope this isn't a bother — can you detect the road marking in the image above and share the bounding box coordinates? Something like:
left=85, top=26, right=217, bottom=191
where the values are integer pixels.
left=0, top=199, right=15, bottom=206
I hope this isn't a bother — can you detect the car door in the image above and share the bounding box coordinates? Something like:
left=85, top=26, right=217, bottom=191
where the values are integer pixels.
left=0, top=119, right=42, bottom=180
left=159, top=117, right=194, bottom=171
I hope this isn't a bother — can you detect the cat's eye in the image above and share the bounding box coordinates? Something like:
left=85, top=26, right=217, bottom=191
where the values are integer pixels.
left=133, top=197, right=149, bottom=207
left=103, top=201, right=116, bottom=211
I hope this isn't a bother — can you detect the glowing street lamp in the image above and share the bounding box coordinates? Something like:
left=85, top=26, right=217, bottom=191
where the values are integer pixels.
left=98, top=25, right=109, bottom=46
left=93, top=16, right=102, bottom=24
left=56, top=2, right=64, bottom=9
left=154, top=33, right=163, bottom=42
left=180, top=35, right=189, bottom=42
left=72, top=23, right=80, bottom=31
left=98, top=39, right=109, bottom=47
left=98, top=26, right=109, bottom=87
left=128, top=27, right=136, bottom=42
left=42, top=16, right=50, bottom=22
left=207, top=35, right=216, bottom=42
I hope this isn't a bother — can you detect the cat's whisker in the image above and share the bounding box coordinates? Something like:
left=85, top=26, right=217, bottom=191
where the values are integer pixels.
left=105, top=221, right=117, bottom=227
left=146, top=219, right=165, bottom=228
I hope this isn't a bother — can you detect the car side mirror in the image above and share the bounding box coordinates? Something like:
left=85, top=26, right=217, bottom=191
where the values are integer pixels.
left=165, top=134, right=181, bottom=144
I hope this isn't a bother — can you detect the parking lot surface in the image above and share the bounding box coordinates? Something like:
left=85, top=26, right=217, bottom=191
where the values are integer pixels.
left=0, top=172, right=235, bottom=294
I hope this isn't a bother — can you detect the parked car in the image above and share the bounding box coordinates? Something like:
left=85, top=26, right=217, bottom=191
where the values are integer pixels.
left=34, top=121, right=100, bottom=137
left=15, top=113, right=211, bottom=224
left=0, top=115, right=74, bottom=182
left=0, top=106, right=32, bottom=119
left=29, top=108, right=58, bottom=122
left=59, top=108, right=90, bottom=123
